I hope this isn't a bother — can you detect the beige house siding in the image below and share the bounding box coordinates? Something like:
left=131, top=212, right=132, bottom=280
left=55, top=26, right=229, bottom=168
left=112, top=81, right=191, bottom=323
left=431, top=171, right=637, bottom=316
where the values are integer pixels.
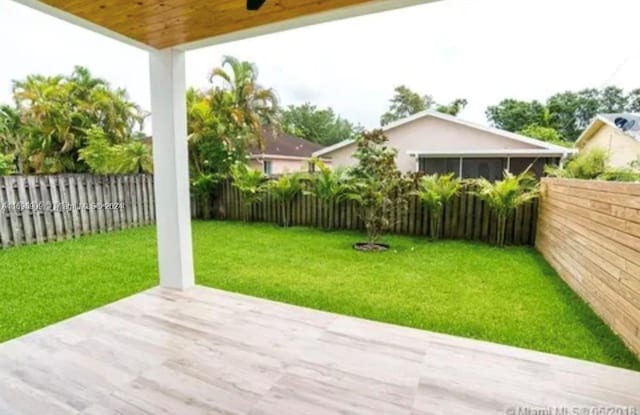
left=250, top=157, right=313, bottom=175
left=578, top=124, right=640, bottom=168
left=323, top=116, right=542, bottom=173
left=325, top=145, right=359, bottom=169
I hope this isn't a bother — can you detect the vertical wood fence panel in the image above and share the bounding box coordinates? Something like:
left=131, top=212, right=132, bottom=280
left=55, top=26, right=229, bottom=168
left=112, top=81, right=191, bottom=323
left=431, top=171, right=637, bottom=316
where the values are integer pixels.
left=196, top=180, right=538, bottom=246
left=0, top=174, right=154, bottom=249
left=536, top=178, right=640, bottom=357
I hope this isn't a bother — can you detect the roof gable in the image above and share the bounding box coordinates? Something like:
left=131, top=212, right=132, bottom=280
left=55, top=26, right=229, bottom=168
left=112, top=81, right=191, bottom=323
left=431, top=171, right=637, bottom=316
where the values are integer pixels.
left=576, top=113, right=640, bottom=147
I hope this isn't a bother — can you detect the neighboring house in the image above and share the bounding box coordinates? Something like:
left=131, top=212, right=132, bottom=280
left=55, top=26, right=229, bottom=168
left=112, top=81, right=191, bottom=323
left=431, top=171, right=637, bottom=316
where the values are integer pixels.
left=313, top=110, right=572, bottom=179
left=575, top=113, right=640, bottom=168
left=249, top=129, right=327, bottom=176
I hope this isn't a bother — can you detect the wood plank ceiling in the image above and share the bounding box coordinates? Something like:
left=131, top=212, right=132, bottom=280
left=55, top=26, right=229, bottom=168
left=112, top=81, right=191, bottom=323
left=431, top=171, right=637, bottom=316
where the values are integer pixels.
left=39, top=0, right=378, bottom=49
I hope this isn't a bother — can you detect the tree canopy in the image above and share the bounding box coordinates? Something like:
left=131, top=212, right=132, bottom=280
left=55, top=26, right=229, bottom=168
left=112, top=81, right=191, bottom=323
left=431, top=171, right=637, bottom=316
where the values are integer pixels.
left=380, top=85, right=467, bottom=126
left=1, top=66, right=148, bottom=174
left=281, top=103, right=362, bottom=146
left=487, top=86, right=640, bottom=144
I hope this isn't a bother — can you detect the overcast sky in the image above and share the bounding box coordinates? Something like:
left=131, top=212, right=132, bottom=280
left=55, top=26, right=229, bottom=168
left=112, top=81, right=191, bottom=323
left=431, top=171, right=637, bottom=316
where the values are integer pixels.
left=1, top=0, right=639, bottom=131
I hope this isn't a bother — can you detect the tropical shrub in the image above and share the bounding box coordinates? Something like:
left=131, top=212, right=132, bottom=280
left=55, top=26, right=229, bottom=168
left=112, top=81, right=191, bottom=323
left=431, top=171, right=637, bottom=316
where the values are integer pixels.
left=545, top=149, right=640, bottom=182
left=78, top=128, right=118, bottom=175
left=79, top=128, right=152, bottom=175
left=305, top=159, right=352, bottom=230
left=598, top=167, right=640, bottom=182
left=0, top=106, right=26, bottom=173
left=0, top=154, right=14, bottom=176
left=230, top=163, right=266, bottom=221
left=114, top=141, right=153, bottom=174
left=473, top=171, right=539, bottom=247
left=545, top=149, right=608, bottom=179
left=268, top=172, right=306, bottom=227
left=416, top=173, right=462, bottom=240
left=347, top=130, right=412, bottom=249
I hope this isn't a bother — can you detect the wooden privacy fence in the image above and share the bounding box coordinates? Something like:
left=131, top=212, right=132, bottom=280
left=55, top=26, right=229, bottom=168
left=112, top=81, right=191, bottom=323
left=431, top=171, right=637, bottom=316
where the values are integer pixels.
left=536, top=178, right=640, bottom=357
left=195, top=180, right=539, bottom=246
left=0, top=174, right=155, bottom=248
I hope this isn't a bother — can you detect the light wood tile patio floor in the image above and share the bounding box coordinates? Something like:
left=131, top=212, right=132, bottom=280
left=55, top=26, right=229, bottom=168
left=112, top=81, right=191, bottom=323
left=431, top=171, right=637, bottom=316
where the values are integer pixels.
left=0, top=286, right=638, bottom=414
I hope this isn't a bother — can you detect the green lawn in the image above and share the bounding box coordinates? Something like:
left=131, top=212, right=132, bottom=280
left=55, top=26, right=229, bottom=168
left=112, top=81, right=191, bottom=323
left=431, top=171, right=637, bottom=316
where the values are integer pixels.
left=1, top=221, right=638, bottom=370
left=0, top=227, right=158, bottom=342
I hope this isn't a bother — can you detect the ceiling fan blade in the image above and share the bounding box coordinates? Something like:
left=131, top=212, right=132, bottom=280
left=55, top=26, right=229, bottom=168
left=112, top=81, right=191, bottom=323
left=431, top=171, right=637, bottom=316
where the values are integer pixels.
left=247, top=0, right=266, bottom=10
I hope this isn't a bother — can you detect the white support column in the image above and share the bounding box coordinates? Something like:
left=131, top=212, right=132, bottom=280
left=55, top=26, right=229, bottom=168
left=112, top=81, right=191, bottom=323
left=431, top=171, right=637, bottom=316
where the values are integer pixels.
left=149, top=48, right=195, bottom=290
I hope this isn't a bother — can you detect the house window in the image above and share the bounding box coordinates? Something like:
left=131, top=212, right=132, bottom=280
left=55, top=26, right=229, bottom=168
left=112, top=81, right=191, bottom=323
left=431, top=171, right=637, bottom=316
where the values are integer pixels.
left=461, top=158, right=505, bottom=180
left=419, top=158, right=461, bottom=176
left=510, top=157, right=558, bottom=178
left=509, top=158, right=536, bottom=176
left=263, top=160, right=273, bottom=175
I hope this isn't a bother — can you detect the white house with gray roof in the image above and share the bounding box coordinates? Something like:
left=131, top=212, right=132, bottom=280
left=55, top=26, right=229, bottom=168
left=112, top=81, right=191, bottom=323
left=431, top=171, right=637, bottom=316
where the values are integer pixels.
left=313, top=110, right=573, bottom=179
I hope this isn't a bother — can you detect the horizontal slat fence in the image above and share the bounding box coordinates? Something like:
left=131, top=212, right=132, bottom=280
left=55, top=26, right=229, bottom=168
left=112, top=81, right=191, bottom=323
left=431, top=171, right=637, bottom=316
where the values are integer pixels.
left=536, top=178, right=640, bottom=357
left=0, top=174, right=155, bottom=248
left=193, top=180, right=538, bottom=246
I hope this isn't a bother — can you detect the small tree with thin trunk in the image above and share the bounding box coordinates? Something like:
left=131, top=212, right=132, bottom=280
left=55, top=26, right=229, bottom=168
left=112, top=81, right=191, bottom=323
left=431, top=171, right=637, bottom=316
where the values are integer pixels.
left=415, top=173, right=462, bottom=240
left=473, top=170, right=539, bottom=247
left=268, top=172, right=305, bottom=227
left=348, top=130, right=411, bottom=249
left=230, top=163, right=265, bottom=221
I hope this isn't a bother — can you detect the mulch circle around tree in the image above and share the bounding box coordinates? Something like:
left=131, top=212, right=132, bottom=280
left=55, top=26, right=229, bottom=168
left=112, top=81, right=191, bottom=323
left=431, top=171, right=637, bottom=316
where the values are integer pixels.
left=353, top=242, right=390, bottom=252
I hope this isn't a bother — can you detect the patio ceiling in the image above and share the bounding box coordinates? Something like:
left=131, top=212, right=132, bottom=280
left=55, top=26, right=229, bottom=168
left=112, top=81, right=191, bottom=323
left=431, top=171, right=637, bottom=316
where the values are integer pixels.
left=16, top=0, right=433, bottom=50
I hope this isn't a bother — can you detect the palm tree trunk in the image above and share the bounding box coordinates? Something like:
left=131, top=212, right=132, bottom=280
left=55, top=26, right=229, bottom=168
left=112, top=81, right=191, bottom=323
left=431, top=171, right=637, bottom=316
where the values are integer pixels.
left=280, top=200, right=286, bottom=227
left=201, top=193, right=212, bottom=220
left=496, top=213, right=507, bottom=247
left=430, top=207, right=441, bottom=240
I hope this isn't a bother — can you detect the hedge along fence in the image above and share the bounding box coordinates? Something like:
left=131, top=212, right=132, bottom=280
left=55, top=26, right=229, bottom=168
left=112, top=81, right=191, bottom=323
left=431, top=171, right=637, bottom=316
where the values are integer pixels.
left=0, top=174, right=155, bottom=248
left=193, top=180, right=539, bottom=246
left=536, top=178, right=640, bottom=357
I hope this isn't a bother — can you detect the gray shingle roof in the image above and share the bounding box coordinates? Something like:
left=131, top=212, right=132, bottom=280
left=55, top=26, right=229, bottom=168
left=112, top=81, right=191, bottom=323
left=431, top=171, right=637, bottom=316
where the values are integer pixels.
left=251, top=128, right=325, bottom=158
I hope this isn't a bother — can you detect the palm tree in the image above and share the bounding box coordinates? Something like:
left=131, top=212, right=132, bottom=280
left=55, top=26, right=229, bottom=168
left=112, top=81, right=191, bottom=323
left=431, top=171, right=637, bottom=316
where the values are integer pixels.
left=305, top=159, right=352, bottom=230
left=268, top=173, right=305, bottom=227
left=13, top=75, right=78, bottom=173
left=12, top=68, right=146, bottom=174
left=209, top=56, right=280, bottom=150
left=416, top=173, right=462, bottom=240
left=230, top=163, right=266, bottom=221
left=116, top=141, right=153, bottom=174
left=473, top=170, right=539, bottom=247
